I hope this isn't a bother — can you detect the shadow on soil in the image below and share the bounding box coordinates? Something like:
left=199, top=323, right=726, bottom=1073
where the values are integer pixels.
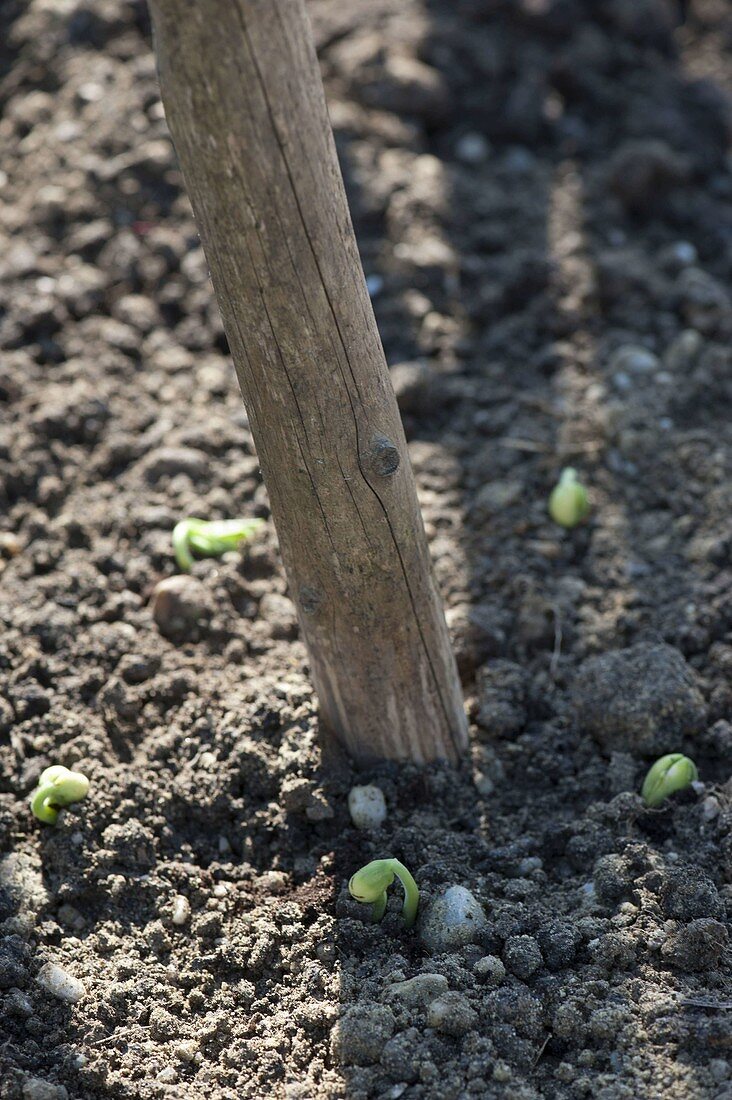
left=330, top=0, right=732, bottom=1093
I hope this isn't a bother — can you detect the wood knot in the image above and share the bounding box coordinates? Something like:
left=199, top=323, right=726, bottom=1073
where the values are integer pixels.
left=299, top=585, right=323, bottom=615
left=368, top=434, right=400, bottom=477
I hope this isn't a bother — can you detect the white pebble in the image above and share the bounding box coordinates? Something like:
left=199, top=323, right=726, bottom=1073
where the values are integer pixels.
left=347, top=785, right=387, bottom=830
left=36, top=962, right=85, bottom=1003
left=77, top=82, right=104, bottom=103
left=171, top=895, right=191, bottom=926
left=609, top=345, right=659, bottom=375
left=702, top=796, right=720, bottom=822
left=420, top=885, right=486, bottom=953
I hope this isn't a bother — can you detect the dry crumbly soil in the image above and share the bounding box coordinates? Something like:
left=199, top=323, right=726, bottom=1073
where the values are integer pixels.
left=2, top=0, right=732, bottom=1097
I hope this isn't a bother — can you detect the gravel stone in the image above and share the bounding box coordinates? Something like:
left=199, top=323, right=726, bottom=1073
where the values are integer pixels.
left=347, top=785, right=387, bottom=830
left=171, top=895, right=191, bottom=926
left=427, top=991, right=478, bottom=1036
left=152, top=574, right=210, bottom=641
left=608, top=345, right=659, bottom=375
left=36, top=962, right=85, bottom=1003
left=420, top=886, right=487, bottom=953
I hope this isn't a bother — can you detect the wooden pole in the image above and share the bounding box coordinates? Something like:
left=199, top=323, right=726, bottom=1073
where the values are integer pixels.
left=148, top=0, right=468, bottom=763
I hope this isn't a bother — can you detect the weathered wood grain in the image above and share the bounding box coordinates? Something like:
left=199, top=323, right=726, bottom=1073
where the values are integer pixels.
left=148, top=0, right=468, bottom=762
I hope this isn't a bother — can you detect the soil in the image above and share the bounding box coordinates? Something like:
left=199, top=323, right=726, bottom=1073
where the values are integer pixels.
left=2, top=0, right=732, bottom=1097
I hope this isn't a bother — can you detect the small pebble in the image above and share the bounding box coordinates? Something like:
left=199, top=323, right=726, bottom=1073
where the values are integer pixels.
left=455, top=132, right=490, bottom=164
left=702, top=796, right=720, bottom=822
left=171, top=895, right=191, bottom=926
left=420, top=885, right=487, bottom=953
left=427, top=992, right=477, bottom=1036
left=609, top=345, right=659, bottom=375
left=36, top=962, right=85, bottom=1003
left=665, top=329, right=703, bottom=373
left=347, top=785, right=387, bottom=830
left=151, top=574, right=209, bottom=641
left=77, top=82, right=104, bottom=103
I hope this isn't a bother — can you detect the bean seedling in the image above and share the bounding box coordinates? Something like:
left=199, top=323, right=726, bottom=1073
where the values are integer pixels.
left=548, top=468, right=590, bottom=528
left=172, top=516, right=264, bottom=571
left=642, top=753, right=698, bottom=808
left=348, top=858, right=419, bottom=928
left=30, top=765, right=89, bottom=825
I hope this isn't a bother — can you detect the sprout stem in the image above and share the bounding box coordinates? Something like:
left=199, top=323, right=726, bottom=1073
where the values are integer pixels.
left=348, top=858, right=419, bottom=928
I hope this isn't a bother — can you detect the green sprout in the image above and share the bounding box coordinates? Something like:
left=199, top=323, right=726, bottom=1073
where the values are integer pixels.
left=172, top=517, right=264, bottom=571
left=642, top=753, right=698, bottom=808
left=30, top=765, right=89, bottom=825
left=348, top=858, right=419, bottom=928
left=548, top=468, right=590, bottom=528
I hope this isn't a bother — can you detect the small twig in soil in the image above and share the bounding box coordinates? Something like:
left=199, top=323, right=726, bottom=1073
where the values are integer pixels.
left=550, top=604, right=562, bottom=677
left=499, top=437, right=549, bottom=453
left=533, top=1035, right=551, bottom=1066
